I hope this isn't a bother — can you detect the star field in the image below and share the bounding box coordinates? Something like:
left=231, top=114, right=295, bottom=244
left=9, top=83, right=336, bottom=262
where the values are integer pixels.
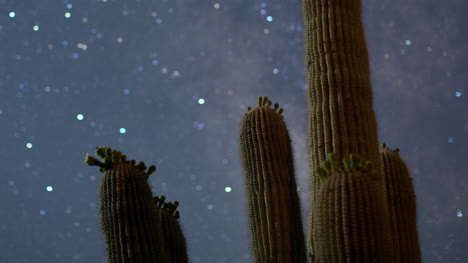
left=1, top=0, right=468, bottom=262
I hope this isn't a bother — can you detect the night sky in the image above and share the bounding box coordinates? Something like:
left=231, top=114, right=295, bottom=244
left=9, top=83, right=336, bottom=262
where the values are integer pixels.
left=1, top=0, right=467, bottom=262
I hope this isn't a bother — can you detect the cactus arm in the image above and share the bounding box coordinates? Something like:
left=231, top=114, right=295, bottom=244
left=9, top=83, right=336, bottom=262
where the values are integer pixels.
left=240, top=97, right=306, bottom=263
left=154, top=196, right=189, bottom=263
left=380, top=144, right=421, bottom=263
left=312, top=154, right=394, bottom=262
left=85, top=146, right=166, bottom=263
left=242, top=104, right=268, bottom=262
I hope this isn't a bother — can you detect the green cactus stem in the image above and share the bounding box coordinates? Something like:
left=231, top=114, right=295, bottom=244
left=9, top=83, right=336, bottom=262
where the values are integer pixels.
left=380, top=144, right=421, bottom=263
left=303, top=0, right=381, bottom=171
left=153, top=196, right=189, bottom=263
left=312, top=154, right=394, bottom=263
left=240, top=97, right=306, bottom=263
left=85, top=146, right=165, bottom=263
left=303, top=0, right=382, bottom=256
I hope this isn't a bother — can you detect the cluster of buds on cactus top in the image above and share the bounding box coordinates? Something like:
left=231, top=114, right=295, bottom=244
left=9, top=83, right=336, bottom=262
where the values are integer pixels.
left=85, top=146, right=188, bottom=263
left=84, top=0, right=421, bottom=262
left=84, top=146, right=156, bottom=176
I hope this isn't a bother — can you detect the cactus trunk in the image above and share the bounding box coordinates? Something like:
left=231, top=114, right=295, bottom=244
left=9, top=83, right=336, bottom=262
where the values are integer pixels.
left=99, top=162, right=166, bottom=263
left=303, top=0, right=380, bottom=170
left=303, top=0, right=381, bottom=257
left=240, top=97, right=306, bottom=263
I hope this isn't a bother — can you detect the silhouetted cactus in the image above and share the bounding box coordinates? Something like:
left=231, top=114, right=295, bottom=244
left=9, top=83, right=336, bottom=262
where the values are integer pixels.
left=83, top=1, right=422, bottom=262
left=154, top=195, right=189, bottom=263
left=238, top=0, right=421, bottom=262
left=85, top=146, right=187, bottom=263
left=380, top=144, right=421, bottom=263
left=240, top=97, right=306, bottom=263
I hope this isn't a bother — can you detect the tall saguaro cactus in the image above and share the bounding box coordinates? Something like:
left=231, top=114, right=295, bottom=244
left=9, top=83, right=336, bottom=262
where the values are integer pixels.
left=303, top=0, right=381, bottom=202
left=239, top=0, right=421, bottom=262
left=303, top=0, right=383, bottom=258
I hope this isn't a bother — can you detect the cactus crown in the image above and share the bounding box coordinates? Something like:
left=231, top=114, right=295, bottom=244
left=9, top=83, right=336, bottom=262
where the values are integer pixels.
left=246, top=96, right=284, bottom=115
left=84, top=146, right=157, bottom=176
left=381, top=143, right=400, bottom=153
left=315, top=153, right=378, bottom=182
left=154, top=195, right=181, bottom=219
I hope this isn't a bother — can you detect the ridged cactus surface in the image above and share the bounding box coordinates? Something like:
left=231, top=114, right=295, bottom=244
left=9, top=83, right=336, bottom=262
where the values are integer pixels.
left=85, top=146, right=188, bottom=263
left=240, top=97, right=306, bottom=263
left=303, top=0, right=382, bottom=256
left=303, top=0, right=380, bottom=173
left=312, top=154, right=394, bottom=263
left=154, top=196, right=189, bottom=263
left=380, top=145, right=421, bottom=263
left=82, top=0, right=423, bottom=261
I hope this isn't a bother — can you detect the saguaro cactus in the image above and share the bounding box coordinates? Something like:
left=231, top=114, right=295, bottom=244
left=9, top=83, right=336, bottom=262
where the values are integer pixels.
left=380, top=144, right=421, bottom=262
left=239, top=0, right=421, bottom=262
left=84, top=0, right=422, bottom=262
left=303, top=0, right=381, bottom=172
left=85, top=146, right=188, bottom=263
left=240, top=97, right=306, bottom=263
left=303, top=0, right=385, bottom=259
left=154, top=195, right=189, bottom=263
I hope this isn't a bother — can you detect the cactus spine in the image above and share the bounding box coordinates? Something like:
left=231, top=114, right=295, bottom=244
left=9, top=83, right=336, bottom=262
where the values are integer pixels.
left=85, top=147, right=187, bottom=263
left=240, top=97, right=306, bottom=263
left=380, top=145, right=421, bottom=263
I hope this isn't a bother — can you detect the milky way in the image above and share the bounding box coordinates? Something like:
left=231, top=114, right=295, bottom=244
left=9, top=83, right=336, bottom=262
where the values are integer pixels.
left=1, top=0, right=467, bottom=262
